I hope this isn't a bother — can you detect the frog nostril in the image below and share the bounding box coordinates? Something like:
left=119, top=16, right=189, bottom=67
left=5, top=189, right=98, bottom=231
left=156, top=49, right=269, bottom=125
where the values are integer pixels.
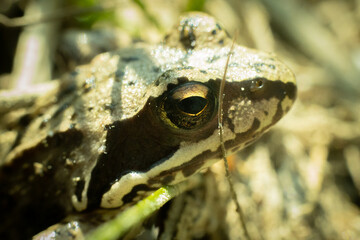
left=250, top=78, right=266, bottom=93
left=255, top=79, right=263, bottom=88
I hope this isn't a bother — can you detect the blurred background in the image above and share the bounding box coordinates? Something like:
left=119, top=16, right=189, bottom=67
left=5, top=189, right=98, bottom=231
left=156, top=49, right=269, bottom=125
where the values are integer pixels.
left=0, top=0, right=359, bottom=239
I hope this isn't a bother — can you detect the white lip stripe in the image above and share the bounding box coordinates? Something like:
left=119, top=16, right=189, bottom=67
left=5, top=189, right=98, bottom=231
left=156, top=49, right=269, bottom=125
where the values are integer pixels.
left=100, top=126, right=236, bottom=208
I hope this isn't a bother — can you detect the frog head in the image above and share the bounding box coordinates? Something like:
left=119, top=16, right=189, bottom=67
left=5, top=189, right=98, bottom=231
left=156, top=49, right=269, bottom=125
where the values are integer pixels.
left=85, top=12, right=296, bottom=210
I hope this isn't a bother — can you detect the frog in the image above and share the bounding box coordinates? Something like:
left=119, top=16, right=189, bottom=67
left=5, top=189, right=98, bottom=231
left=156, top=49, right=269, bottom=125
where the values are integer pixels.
left=0, top=12, right=296, bottom=239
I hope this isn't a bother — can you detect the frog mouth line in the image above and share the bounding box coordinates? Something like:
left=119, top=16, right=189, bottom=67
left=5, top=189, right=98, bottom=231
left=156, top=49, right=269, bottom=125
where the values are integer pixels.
left=147, top=117, right=261, bottom=186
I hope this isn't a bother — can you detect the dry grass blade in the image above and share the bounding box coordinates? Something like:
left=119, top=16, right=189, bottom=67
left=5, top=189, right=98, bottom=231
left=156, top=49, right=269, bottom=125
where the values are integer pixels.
left=218, top=33, right=252, bottom=240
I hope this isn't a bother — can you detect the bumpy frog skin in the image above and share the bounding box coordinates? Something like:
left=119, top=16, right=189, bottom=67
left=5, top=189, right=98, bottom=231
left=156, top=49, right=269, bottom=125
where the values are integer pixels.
left=0, top=12, right=296, bottom=238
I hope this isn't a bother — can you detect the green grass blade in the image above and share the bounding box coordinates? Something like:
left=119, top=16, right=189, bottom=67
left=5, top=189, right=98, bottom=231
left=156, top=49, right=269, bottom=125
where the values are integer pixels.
left=86, top=176, right=201, bottom=240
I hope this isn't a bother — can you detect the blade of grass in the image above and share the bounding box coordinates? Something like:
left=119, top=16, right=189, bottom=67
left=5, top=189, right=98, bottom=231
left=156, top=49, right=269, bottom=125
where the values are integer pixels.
left=86, top=175, right=201, bottom=240
left=218, top=33, right=252, bottom=240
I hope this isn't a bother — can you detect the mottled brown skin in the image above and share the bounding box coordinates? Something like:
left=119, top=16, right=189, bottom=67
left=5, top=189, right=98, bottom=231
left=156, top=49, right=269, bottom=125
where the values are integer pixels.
left=0, top=12, right=296, bottom=239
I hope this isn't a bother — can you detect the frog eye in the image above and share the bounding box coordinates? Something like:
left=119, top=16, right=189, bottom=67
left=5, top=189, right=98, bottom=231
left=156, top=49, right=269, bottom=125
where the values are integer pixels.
left=159, top=82, right=216, bottom=130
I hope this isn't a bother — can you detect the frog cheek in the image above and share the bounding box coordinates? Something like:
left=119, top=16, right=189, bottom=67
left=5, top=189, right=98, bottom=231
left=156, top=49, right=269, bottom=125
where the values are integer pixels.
left=218, top=78, right=296, bottom=152
left=255, top=78, right=297, bottom=124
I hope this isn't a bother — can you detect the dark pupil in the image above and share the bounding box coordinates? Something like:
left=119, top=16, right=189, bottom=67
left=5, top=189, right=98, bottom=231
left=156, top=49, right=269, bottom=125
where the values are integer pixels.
left=178, top=96, right=207, bottom=114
